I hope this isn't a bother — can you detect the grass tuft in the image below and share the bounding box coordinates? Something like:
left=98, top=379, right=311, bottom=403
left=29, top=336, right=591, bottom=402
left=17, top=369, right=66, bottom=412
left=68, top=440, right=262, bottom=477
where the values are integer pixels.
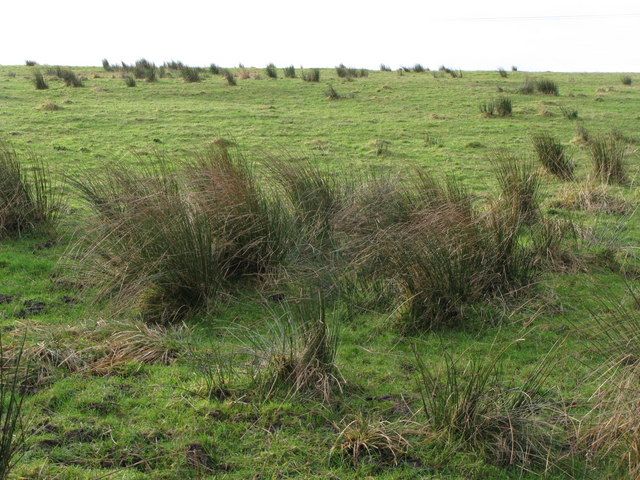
left=302, top=68, right=320, bottom=82
left=532, top=133, right=574, bottom=180
left=32, top=71, right=48, bottom=90
left=589, top=135, right=628, bottom=184
left=0, top=142, right=63, bottom=239
left=265, top=63, right=277, bottom=79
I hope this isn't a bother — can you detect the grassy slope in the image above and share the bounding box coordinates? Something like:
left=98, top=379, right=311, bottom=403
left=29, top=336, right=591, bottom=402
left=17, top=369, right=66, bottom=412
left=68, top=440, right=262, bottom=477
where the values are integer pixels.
left=0, top=65, right=638, bottom=479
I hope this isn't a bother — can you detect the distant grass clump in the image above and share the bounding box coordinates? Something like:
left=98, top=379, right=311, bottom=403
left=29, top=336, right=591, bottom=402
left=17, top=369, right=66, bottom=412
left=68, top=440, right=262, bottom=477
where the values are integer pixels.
left=283, top=65, right=296, bottom=78
left=303, top=68, right=320, bottom=82
left=535, top=79, right=559, bottom=95
left=0, top=142, right=63, bottom=239
left=265, top=63, right=277, bottom=78
left=412, top=63, right=425, bottom=73
left=25, top=60, right=38, bottom=66
left=518, top=78, right=559, bottom=96
left=559, top=106, right=578, bottom=119
left=379, top=64, right=391, bottom=72
left=621, top=75, right=632, bottom=86
left=101, top=59, right=112, bottom=71
left=589, top=135, right=628, bottom=184
left=336, top=64, right=367, bottom=79
left=480, top=97, right=512, bottom=117
left=54, top=67, right=83, bottom=87
left=124, top=76, right=136, bottom=87
left=497, top=67, right=508, bottom=78
left=532, top=133, right=574, bottom=180
left=325, top=84, right=340, bottom=100
left=32, top=71, right=48, bottom=90
left=209, top=63, right=220, bottom=75
left=221, top=69, right=236, bottom=86
left=181, top=67, right=201, bottom=83
left=68, top=146, right=292, bottom=322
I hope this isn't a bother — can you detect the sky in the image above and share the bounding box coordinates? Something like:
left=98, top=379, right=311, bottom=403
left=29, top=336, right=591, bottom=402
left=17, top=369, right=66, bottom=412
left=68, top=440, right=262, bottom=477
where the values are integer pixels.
left=1, top=0, right=638, bottom=72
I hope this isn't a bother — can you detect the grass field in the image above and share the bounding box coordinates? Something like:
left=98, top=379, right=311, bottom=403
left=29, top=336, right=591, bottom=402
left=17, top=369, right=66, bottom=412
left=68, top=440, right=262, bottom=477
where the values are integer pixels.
left=0, top=63, right=639, bottom=479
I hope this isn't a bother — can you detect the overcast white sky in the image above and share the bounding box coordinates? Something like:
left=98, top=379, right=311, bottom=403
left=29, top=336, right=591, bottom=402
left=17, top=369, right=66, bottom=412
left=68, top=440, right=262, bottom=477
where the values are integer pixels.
left=2, top=0, right=638, bottom=71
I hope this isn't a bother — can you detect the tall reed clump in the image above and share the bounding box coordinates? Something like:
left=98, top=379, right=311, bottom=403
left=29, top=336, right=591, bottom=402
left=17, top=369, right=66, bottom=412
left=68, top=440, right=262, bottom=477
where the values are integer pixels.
left=32, top=71, right=48, bottom=90
left=532, top=133, right=574, bottom=180
left=589, top=135, right=628, bottom=184
left=124, top=75, right=136, bottom=87
left=0, top=336, right=32, bottom=479
left=493, top=152, right=542, bottom=224
left=302, top=69, right=320, bottom=82
left=0, top=142, right=63, bottom=239
left=414, top=344, right=569, bottom=470
left=265, top=63, right=277, bottom=78
left=67, top=146, right=292, bottom=322
left=283, top=65, right=296, bottom=78
left=368, top=173, right=536, bottom=330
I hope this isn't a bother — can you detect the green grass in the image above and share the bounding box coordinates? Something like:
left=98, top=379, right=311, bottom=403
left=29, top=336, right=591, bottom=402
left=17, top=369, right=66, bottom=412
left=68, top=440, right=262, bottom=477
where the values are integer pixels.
left=0, top=65, right=639, bottom=478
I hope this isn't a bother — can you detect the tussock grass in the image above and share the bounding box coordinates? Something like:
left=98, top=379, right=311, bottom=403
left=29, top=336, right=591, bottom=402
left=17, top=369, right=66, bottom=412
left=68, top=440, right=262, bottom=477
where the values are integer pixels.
left=536, top=79, right=559, bottom=95
left=67, top=146, right=292, bottom=321
left=493, top=152, right=542, bottom=224
left=621, top=75, right=632, bottom=86
left=555, top=182, right=630, bottom=214
left=267, top=157, right=346, bottom=245
left=233, top=291, right=343, bottom=401
left=265, top=63, right=277, bottom=78
left=589, top=135, right=628, bottom=184
left=559, top=106, right=578, bottom=119
left=302, top=68, right=320, bottom=82
left=0, top=336, right=31, bottom=479
left=39, top=100, right=60, bottom=111
left=497, top=68, right=508, bottom=78
left=379, top=64, right=391, bottom=72
left=54, top=67, right=83, bottom=87
left=415, top=343, right=570, bottom=470
left=532, top=133, right=574, bottom=180
left=480, top=97, right=512, bottom=117
left=364, top=172, right=536, bottom=330
left=221, top=69, right=236, bottom=86
left=283, top=65, right=296, bottom=78
left=32, top=71, right=48, bottom=90
left=0, top=142, right=63, bottom=239
left=517, top=78, right=559, bottom=96
left=209, top=63, right=220, bottom=75
left=331, top=415, right=412, bottom=466
left=325, top=84, right=340, bottom=100
left=181, top=67, right=201, bottom=83
left=124, top=76, right=136, bottom=87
